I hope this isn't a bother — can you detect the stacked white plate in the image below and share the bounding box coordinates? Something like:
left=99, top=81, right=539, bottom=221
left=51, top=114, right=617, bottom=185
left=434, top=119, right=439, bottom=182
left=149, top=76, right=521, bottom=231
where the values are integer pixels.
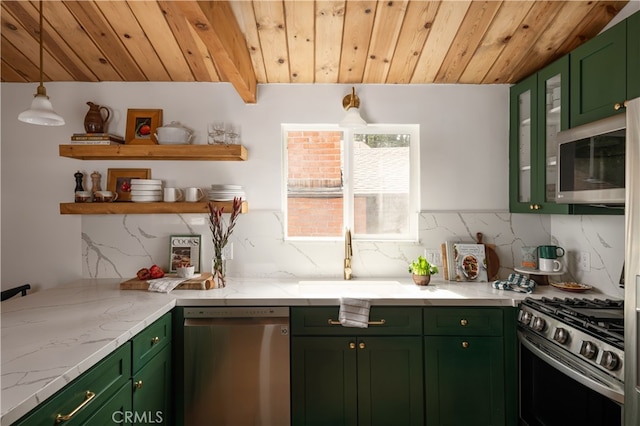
left=130, top=179, right=163, bottom=202
left=208, top=184, right=245, bottom=201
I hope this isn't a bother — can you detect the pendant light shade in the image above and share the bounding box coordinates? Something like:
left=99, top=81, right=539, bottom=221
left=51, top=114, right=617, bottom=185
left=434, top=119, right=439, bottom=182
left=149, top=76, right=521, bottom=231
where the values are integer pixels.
left=18, top=0, right=65, bottom=126
left=339, top=87, right=367, bottom=128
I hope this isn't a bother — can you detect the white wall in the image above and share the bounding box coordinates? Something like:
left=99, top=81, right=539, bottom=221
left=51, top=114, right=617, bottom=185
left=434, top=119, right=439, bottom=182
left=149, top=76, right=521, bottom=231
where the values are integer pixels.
left=0, top=82, right=625, bottom=297
left=1, top=82, right=509, bottom=290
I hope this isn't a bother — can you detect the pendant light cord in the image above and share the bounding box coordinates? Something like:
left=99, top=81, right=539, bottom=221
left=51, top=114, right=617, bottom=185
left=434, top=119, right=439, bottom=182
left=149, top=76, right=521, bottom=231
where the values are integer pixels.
left=36, top=0, right=46, bottom=96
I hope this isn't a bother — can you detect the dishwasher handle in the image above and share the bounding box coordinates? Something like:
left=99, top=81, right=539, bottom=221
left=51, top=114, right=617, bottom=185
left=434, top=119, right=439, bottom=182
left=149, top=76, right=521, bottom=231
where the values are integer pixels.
left=184, top=317, right=289, bottom=327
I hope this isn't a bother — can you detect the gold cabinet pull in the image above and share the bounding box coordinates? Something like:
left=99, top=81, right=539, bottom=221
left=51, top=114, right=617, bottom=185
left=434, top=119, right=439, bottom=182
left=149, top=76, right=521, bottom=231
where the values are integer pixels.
left=134, top=380, right=143, bottom=390
left=55, top=391, right=95, bottom=423
left=359, top=342, right=366, bottom=349
left=462, top=341, right=469, bottom=349
left=328, top=319, right=386, bottom=326
left=151, top=336, right=160, bottom=345
left=460, top=319, right=468, bottom=326
left=349, top=342, right=356, bottom=349
left=614, top=101, right=628, bottom=110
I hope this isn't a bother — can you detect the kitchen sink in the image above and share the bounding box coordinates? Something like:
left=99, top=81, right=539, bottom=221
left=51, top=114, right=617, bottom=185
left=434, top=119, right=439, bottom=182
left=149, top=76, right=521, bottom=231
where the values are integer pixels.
left=298, top=280, right=412, bottom=296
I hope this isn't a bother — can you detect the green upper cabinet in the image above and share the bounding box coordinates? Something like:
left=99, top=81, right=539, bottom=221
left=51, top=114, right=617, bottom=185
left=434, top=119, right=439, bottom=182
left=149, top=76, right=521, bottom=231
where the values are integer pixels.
left=570, top=20, right=627, bottom=127
left=627, top=11, right=640, bottom=100
left=509, top=57, right=570, bottom=214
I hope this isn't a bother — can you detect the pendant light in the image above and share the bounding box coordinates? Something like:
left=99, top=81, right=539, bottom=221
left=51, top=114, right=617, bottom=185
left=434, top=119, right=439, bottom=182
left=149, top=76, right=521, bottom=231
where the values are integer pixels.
left=339, top=86, right=367, bottom=128
left=18, top=0, right=65, bottom=126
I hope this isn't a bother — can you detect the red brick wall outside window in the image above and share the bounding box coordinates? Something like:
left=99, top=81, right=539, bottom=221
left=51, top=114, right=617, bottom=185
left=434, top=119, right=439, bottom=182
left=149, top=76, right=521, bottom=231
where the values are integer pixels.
left=287, top=131, right=344, bottom=237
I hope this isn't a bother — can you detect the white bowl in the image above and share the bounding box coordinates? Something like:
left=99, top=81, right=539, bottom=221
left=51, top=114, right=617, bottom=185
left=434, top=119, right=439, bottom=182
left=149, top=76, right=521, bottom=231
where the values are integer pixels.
left=211, top=184, right=243, bottom=190
left=131, top=189, right=163, bottom=196
left=131, top=184, right=162, bottom=191
left=130, top=179, right=163, bottom=185
left=131, top=195, right=162, bottom=202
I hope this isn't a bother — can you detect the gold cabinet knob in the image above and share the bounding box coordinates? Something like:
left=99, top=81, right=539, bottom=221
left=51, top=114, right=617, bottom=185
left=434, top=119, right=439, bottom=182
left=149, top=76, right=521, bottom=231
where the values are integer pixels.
left=349, top=342, right=356, bottom=349
left=151, top=336, right=160, bottom=345
left=359, top=342, right=366, bottom=349
left=134, top=380, right=143, bottom=390
left=529, top=204, right=534, bottom=210
left=460, top=319, right=468, bottom=326
left=462, top=341, right=469, bottom=349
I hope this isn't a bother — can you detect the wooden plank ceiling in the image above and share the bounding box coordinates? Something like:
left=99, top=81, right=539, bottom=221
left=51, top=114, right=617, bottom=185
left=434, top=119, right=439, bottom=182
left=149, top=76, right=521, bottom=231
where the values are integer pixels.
left=0, top=0, right=629, bottom=103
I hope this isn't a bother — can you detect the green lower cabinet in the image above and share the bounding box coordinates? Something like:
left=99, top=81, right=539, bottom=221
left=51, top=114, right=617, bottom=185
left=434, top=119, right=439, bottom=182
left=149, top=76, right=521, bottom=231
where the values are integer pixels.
left=132, top=344, right=172, bottom=425
left=291, top=336, right=358, bottom=426
left=291, top=336, right=424, bottom=426
left=424, top=336, right=505, bottom=426
left=13, top=343, right=132, bottom=425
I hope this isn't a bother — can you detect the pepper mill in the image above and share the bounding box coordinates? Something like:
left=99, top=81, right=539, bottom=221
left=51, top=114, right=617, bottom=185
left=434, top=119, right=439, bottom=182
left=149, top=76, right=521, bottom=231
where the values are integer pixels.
left=90, top=171, right=102, bottom=194
left=74, top=171, right=84, bottom=192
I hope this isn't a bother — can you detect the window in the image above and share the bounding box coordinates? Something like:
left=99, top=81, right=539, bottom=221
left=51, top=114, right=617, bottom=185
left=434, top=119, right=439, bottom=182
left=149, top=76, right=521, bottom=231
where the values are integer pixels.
left=283, top=124, right=420, bottom=241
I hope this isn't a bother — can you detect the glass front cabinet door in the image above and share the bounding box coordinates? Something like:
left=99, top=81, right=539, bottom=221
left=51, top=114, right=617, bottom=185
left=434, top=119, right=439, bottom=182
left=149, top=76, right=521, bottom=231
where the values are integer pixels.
left=509, top=57, right=570, bottom=214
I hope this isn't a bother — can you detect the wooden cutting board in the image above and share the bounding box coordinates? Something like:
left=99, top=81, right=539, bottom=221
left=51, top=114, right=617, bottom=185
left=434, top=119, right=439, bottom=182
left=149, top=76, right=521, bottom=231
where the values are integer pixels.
left=120, top=272, right=215, bottom=290
left=476, top=232, right=500, bottom=281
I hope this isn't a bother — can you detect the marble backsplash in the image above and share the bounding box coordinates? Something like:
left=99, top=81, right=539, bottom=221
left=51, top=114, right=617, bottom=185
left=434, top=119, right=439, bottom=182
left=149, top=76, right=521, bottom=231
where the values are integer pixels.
left=81, top=211, right=624, bottom=297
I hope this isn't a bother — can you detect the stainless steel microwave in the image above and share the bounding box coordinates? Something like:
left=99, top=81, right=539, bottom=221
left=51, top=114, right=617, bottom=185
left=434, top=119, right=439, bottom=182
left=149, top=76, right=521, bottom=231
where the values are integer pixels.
left=556, top=114, right=626, bottom=205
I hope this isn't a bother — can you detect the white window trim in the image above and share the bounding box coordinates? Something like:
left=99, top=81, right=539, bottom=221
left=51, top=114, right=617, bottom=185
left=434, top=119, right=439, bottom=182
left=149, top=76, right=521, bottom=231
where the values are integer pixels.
left=282, top=123, right=420, bottom=242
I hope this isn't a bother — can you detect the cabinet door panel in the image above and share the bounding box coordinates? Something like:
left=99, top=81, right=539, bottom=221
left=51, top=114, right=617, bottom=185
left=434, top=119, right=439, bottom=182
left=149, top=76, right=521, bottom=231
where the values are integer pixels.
left=425, top=336, right=505, bottom=426
left=132, top=346, right=172, bottom=425
left=84, top=382, right=132, bottom=425
left=570, top=21, right=626, bottom=127
left=628, top=11, right=640, bottom=100
left=291, top=337, right=358, bottom=426
left=357, top=337, right=423, bottom=426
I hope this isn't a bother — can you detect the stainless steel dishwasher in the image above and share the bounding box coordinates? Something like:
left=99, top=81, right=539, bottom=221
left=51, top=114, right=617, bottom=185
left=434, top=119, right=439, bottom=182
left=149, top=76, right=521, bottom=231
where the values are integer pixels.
left=183, top=307, right=290, bottom=426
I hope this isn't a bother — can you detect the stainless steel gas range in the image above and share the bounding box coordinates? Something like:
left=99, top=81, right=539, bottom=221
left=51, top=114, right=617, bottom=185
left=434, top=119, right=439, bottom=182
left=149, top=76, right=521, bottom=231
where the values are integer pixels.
left=517, top=297, right=624, bottom=426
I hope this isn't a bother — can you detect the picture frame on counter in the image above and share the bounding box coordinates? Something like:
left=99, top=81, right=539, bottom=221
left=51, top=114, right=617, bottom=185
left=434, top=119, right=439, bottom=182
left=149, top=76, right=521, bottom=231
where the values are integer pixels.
left=107, top=168, right=151, bottom=202
left=125, top=108, right=162, bottom=145
left=169, top=235, right=202, bottom=273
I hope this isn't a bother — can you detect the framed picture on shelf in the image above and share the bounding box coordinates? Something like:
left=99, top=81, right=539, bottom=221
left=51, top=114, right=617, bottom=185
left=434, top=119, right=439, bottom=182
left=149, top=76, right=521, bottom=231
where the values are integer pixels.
left=125, top=109, right=162, bottom=145
left=107, top=168, right=151, bottom=202
left=169, top=235, right=202, bottom=273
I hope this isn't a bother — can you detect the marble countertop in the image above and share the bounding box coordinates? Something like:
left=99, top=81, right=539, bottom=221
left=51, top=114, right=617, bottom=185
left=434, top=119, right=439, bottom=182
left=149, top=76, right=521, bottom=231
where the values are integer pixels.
left=0, top=276, right=614, bottom=424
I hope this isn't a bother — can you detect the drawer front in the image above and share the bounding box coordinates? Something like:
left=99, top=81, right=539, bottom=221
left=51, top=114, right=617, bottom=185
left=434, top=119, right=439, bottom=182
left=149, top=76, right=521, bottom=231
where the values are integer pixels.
left=132, top=312, right=172, bottom=373
left=424, top=307, right=503, bottom=336
left=291, top=307, right=422, bottom=336
left=14, top=343, right=131, bottom=426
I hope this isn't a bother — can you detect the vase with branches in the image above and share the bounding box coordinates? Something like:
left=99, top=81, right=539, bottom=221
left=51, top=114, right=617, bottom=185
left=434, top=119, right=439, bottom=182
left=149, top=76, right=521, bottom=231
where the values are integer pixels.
left=207, top=197, right=242, bottom=288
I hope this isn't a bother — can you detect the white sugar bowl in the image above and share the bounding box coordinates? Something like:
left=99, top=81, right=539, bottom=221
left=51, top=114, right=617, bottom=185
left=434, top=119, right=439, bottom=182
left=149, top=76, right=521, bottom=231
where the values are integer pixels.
left=154, top=121, right=194, bottom=145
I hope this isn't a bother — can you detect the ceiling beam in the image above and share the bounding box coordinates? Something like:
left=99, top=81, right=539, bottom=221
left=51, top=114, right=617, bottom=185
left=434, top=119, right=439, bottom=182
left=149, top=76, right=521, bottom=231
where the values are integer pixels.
left=176, top=0, right=257, bottom=103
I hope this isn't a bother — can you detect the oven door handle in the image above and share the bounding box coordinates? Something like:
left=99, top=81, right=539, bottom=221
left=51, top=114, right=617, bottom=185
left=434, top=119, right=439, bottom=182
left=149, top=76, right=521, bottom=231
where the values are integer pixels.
left=518, top=331, right=624, bottom=404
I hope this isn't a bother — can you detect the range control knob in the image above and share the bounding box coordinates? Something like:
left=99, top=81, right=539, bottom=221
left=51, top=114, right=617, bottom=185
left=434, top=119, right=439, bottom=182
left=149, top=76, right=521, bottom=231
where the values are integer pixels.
left=553, top=327, right=569, bottom=344
left=519, top=311, right=533, bottom=325
left=600, top=351, right=620, bottom=371
left=580, top=341, right=598, bottom=359
left=531, top=317, right=546, bottom=332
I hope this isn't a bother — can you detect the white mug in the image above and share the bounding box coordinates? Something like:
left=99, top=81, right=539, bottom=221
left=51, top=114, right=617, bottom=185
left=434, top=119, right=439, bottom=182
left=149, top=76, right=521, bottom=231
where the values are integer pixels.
left=184, top=187, right=204, bottom=202
left=164, top=187, right=184, bottom=202
left=539, top=258, right=562, bottom=272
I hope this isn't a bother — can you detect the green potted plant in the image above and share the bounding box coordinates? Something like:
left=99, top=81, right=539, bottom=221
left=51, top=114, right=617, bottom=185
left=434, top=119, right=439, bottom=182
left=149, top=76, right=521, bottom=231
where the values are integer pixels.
left=408, top=255, right=439, bottom=286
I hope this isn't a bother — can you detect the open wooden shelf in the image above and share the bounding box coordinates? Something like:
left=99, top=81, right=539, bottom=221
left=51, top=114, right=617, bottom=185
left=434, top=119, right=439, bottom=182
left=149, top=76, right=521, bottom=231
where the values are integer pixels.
left=60, top=201, right=248, bottom=215
left=59, top=144, right=248, bottom=161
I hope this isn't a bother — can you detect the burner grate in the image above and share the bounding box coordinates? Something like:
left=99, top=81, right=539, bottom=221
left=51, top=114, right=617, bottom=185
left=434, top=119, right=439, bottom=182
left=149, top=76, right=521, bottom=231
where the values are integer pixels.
left=522, top=297, right=624, bottom=349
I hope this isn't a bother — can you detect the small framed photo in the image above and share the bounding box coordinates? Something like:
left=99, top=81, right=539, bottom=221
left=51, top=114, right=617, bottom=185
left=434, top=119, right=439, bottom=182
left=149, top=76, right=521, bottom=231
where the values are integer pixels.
left=169, top=235, right=202, bottom=273
left=107, top=168, right=151, bottom=202
left=125, top=109, right=162, bottom=145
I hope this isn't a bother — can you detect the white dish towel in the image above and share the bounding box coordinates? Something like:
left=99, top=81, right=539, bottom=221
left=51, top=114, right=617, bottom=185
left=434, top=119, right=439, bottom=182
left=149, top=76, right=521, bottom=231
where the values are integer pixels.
left=147, top=277, right=187, bottom=293
left=339, top=297, right=371, bottom=328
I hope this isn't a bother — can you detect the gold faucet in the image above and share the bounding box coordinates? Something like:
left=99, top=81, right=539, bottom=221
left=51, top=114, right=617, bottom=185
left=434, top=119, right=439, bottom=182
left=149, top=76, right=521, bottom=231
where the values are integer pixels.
left=344, top=228, right=352, bottom=280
